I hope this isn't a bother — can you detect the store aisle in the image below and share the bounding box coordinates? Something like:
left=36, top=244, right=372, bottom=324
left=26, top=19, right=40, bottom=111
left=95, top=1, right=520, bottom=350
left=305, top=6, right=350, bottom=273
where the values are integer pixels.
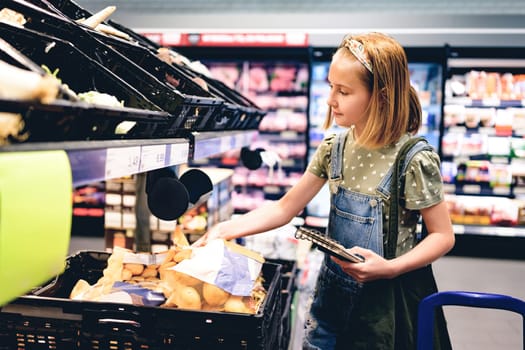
left=433, top=256, right=525, bottom=350
left=68, top=236, right=525, bottom=350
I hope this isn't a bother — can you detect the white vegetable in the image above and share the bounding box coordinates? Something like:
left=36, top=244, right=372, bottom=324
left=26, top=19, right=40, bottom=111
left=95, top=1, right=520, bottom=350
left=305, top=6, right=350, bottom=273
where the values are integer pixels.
left=0, top=60, right=59, bottom=103
left=77, top=91, right=123, bottom=107
left=80, top=6, right=116, bottom=29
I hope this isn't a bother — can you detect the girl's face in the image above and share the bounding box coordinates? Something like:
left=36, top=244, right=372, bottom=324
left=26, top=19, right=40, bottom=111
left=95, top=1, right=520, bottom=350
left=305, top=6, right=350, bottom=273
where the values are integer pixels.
left=327, top=51, right=372, bottom=133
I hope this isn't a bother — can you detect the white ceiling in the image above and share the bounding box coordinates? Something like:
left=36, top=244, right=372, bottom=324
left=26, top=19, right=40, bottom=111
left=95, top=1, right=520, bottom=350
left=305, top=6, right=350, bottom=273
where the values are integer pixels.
left=73, top=0, right=525, bottom=15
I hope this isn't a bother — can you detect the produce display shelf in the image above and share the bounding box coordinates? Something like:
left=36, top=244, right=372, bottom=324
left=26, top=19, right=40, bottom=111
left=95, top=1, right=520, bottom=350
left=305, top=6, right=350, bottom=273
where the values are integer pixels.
left=189, top=130, right=258, bottom=160
left=0, top=250, right=283, bottom=350
left=0, top=130, right=257, bottom=187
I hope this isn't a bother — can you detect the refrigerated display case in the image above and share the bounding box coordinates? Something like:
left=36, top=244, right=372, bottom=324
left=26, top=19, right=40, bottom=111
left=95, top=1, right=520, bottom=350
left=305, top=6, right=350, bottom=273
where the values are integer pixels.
left=442, top=46, right=525, bottom=258
left=174, top=46, right=310, bottom=214
left=305, top=46, right=447, bottom=228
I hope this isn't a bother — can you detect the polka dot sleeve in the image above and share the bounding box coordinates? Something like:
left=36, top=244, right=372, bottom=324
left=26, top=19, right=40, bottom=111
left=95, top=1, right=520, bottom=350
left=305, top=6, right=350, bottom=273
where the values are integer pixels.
left=306, top=134, right=336, bottom=179
left=403, top=149, right=444, bottom=210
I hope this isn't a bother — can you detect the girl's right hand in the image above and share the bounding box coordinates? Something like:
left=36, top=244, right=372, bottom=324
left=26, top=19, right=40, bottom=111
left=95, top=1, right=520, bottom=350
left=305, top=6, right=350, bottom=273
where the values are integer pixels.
left=191, top=222, right=224, bottom=247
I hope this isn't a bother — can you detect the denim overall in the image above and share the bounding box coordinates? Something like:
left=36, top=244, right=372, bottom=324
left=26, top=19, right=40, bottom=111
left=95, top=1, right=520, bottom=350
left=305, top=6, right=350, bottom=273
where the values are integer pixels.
left=303, top=131, right=433, bottom=350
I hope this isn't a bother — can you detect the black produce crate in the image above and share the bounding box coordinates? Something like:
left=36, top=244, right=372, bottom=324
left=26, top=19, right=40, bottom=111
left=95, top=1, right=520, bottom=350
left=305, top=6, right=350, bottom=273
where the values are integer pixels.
left=2, top=0, right=224, bottom=136
left=41, top=0, right=162, bottom=52
left=0, top=251, right=283, bottom=350
left=174, top=64, right=267, bottom=131
left=0, top=98, right=170, bottom=143
left=91, top=33, right=233, bottom=133
left=36, top=0, right=266, bottom=131
left=267, top=258, right=299, bottom=350
left=0, top=22, right=162, bottom=113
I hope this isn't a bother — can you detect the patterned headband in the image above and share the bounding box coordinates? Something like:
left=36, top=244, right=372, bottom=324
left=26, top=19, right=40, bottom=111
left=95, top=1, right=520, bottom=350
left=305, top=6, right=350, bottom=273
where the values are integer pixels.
left=345, top=38, right=373, bottom=74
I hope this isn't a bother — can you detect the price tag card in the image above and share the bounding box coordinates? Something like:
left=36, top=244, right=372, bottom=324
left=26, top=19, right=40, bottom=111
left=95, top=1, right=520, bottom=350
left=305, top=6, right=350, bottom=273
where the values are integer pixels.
left=482, top=98, right=501, bottom=107
left=462, top=184, right=481, bottom=194
left=139, top=145, right=167, bottom=172
left=492, top=186, right=511, bottom=196
left=194, top=138, right=221, bottom=160
left=105, top=146, right=141, bottom=179
left=220, top=135, right=232, bottom=153
left=168, top=142, right=190, bottom=166
left=233, top=133, right=247, bottom=148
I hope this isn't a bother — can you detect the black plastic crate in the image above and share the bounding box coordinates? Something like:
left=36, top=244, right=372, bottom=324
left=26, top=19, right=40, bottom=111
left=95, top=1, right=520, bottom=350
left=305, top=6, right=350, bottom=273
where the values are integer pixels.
left=0, top=98, right=170, bottom=143
left=37, top=0, right=266, bottom=132
left=11, top=0, right=266, bottom=133
left=2, top=0, right=224, bottom=136
left=0, top=22, right=162, bottom=113
left=267, top=258, right=299, bottom=350
left=0, top=251, right=283, bottom=350
left=174, top=64, right=267, bottom=131
left=42, top=0, right=162, bottom=52
left=90, top=33, right=230, bottom=133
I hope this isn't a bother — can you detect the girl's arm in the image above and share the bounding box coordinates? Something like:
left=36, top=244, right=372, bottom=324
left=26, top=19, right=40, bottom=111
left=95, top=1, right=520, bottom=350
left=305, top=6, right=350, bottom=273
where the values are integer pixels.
left=193, top=171, right=326, bottom=246
left=386, top=201, right=455, bottom=276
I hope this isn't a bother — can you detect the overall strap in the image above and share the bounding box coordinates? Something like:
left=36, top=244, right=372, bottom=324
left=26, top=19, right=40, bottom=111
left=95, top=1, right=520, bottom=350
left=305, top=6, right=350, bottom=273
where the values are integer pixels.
left=329, top=130, right=349, bottom=181
left=385, top=137, right=434, bottom=259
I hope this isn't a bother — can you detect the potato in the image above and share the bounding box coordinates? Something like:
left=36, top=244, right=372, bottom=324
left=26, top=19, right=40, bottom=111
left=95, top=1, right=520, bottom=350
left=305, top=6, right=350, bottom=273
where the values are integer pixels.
left=124, top=263, right=145, bottom=276
left=70, top=279, right=91, bottom=299
left=224, top=295, right=251, bottom=314
left=202, top=282, right=230, bottom=307
left=121, top=268, right=133, bottom=281
left=141, top=266, right=158, bottom=278
left=172, top=249, right=192, bottom=263
left=174, top=286, right=201, bottom=310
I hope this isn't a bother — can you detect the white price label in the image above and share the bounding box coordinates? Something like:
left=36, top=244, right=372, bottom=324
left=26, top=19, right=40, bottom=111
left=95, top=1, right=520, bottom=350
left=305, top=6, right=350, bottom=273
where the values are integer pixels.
left=281, top=131, right=298, bottom=139
left=234, top=133, right=246, bottom=148
left=482, top=98, right=501, bottom=107
left=105, top=147, right=141, bottom=179
left=443, top=184, right=456, bottom=193
left=220, top=136, right=231, bottom=153
left=462, top=184, right=481, bottom=194
left=169, top=143, right=189, bottom=165
left=492, top=186, right=511, bottom=196
left=139, top=145, right=167, bottom=172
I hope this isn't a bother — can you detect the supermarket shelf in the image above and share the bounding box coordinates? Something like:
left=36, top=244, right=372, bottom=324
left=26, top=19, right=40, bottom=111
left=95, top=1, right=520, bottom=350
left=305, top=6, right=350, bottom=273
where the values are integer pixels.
left=1, top=130, right=257, bottom=187
left=453, top=224, right=525, bottom=238
left=189, top=130, right=258, bottom=160
left=303, top=219, right=525, bottom=239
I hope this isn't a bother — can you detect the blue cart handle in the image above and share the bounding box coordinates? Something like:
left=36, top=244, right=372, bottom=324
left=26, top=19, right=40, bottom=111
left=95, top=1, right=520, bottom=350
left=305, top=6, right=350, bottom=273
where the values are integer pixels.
left=417, top=291, right=525, bottom=350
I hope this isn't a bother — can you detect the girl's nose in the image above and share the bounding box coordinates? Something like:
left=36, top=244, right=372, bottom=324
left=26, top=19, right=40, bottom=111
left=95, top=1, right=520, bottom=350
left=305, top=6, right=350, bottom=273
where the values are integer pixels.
left=326, top=91, right=336, bottom=107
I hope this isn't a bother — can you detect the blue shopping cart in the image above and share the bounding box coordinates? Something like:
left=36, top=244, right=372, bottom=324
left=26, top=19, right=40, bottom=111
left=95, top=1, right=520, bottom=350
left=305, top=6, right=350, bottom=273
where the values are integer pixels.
left=417, top=291, right=525, bottom=350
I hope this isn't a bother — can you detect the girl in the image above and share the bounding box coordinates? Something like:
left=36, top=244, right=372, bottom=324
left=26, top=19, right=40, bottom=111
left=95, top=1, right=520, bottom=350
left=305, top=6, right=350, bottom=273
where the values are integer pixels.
left=195, top=32, right=454, bottom=350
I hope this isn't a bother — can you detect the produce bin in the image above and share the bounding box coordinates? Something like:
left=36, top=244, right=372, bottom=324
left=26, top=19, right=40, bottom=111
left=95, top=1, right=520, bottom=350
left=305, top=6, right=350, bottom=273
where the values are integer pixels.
left=43, top=0, right=162, bottom=52
left=175, top=66, right=267, bottom=131
left=91, top=32, right=233, bottom=132
left=267, top=258, right=299, bottom=350
left=0, top=98, right=170, bottom=143
left=0, top=22, right=162, bottom=113
left=96, top=33, right=267, bottom=132
left=27, top=0, right=267, bottom=132
left=0, top=24, right=171, bottom=141
left=2, top=0, right=224, bottom=136
left=0, top=251, right=283, bottom=350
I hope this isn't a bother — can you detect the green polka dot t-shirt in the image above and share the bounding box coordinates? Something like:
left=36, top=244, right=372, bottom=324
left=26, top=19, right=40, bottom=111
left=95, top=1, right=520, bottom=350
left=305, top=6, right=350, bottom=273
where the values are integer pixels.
left=307, top=131, right=444, bottom=257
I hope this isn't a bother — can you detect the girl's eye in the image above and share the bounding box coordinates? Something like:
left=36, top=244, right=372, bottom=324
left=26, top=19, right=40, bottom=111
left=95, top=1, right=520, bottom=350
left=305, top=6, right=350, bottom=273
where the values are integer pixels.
left=338, top=89, right=348, bottom=95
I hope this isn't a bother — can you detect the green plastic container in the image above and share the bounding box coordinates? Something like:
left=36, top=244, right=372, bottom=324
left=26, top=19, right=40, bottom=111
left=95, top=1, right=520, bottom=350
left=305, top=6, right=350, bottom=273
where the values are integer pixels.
left=0, top=150, right=72, bottom=306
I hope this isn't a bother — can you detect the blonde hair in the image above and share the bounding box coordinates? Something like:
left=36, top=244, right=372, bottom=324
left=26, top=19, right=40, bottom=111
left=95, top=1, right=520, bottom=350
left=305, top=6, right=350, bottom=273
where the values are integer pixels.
left=323, top=32, right=422, bottom=149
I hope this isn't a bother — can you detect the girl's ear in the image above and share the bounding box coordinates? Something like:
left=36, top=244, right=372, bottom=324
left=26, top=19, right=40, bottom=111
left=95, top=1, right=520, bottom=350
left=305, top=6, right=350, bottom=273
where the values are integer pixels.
left=379, top=87, right=388, bottom=102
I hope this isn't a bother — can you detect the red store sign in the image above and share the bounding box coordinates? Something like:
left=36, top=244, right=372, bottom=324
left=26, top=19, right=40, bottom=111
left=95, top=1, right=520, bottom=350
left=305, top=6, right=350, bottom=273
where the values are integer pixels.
left=141, top=32, right=309, bottom=47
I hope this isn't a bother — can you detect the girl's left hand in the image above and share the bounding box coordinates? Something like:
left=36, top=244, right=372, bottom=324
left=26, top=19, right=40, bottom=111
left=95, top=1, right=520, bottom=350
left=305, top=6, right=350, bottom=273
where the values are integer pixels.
left=331, top=247, right=395, bottom=282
